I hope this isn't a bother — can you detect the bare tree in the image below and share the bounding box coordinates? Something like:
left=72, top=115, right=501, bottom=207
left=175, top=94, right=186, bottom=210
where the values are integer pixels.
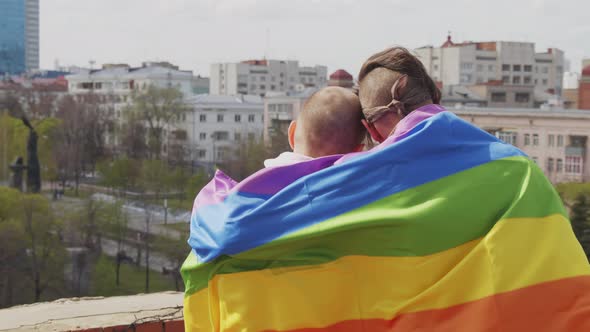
left=127, top=85, right=188, bottom=160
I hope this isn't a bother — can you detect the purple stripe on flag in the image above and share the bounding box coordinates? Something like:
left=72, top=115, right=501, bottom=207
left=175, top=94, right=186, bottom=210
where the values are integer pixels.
left=193, top=170, right=238, bottom=210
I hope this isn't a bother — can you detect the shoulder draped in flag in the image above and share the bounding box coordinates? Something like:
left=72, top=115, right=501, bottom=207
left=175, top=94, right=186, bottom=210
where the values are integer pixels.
left=181, top=105, right=590, bottom=331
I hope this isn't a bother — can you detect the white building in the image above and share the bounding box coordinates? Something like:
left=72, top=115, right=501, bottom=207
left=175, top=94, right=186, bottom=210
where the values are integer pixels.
left=415, top=36, right=565, bottom=95
left=66, top=61, right=194, bottom=97
left=455, top=107, right=590, bottom=183
left=263, top=88, right=318, bottom=143
left=180, top=94, right=265, bottom=166
left=210, top=59, right=327, bottom=96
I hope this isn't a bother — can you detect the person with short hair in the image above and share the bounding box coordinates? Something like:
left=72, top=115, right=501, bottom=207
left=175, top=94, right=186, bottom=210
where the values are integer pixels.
left=264, top=86, right=365, bottom=167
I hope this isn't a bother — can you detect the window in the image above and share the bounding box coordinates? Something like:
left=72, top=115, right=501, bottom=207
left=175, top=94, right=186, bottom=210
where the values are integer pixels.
left=557, top=159, right=563, bottom=172
left=235, top=114, right=241, bottom=122
left=542, top=67, right=549, bottom=74
left=271, top=85, right=276, bottom=90
left=515, top=92, right=530, bottom=103
left=260, top=85, right=266, bottom=89
left=476, top=77, right=484, bottom=83
left=512, top=76, right=521, bottom=84
left=533, top=134, right=539, bottom=146
left=513, top=65, right=521, bottom=72
left=214, top=131, right=229, bottom=141
left=502, top=76, right=510, bottom=83
left=476, top=64, right=483, bottom=72
left=488, top=65, right=495, bottom=72
left=523, top=76, right=532, bottom=84
left=271, top=76, right=276, bottom=82
left=497, top=131, right=517, bottom=145
left=524, top=134, right=531, bottom=146
left=524, top=65, right=532, bottom=72
left=248, top=133, right=255, bottom=141
left=566, top=156, right=582, bottom=174
left=199, top=132, right=207, bottom=140
left=460, top=74, right=472, bottom=83
left=433, top=64, right=439, bottom=70
left=216, top=149, right=225, bottom=160
left=542, top=79, right=548, bottom=85
left=261, top=76, right=266, bottom=82
left=251, top=76, right=257, bottom=81
left=217, top=114, right=224, bottom=122
left=461, top=62, right=473, bottom=70
left=248, top=114, right=255, bottom=122
left=548, top=134, right=555, bottom=147
left=198, top=150, right=206, bottom=158
left=547, top=158, right=554, bottom=172
left=502, top=64, right=510, bottom=71
left=235, top=132, right=241, bottom=141
left=534, top=79, right=538, bottom=84
left=491, top=92, right=507, bottom=102
left=557, top=135, right=564, bottom=146
left=199, top=114, right=206, bottom=122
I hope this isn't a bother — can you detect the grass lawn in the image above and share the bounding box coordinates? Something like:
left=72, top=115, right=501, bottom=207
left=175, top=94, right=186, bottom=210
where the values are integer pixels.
left=90, top=255, right=179, bottom=296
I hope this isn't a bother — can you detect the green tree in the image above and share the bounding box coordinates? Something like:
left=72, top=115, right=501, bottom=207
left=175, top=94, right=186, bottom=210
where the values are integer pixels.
left=155, top=233, right=188, bottom=291
left=570, top=193, right=590, bottom=258
left=19, top=193, right=66, bottom=302
left=97, top=158, right=140, bottom=194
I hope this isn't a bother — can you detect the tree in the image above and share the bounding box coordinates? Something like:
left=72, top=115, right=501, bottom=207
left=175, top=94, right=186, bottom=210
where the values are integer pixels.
left=156, top=233, right=188, bottom=291
left=54, top=94, right=110, bottom=194
left=97, top=158, right=140, bottom=194
left=19, top=193, right=66, bottom=302
left=222, top=136, right=272, bottom=181
left=570, top=193, right=590, bottom=258
left=127, top=85, right=188, bottom=160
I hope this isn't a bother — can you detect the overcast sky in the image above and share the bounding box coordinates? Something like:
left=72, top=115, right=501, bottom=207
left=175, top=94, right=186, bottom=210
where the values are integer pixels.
left=41, top=0, right=590, bottom=77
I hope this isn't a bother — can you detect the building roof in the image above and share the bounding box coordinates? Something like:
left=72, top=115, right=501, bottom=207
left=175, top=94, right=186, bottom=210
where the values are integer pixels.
left=453, top=106, right=590, bottom=118
left=329, top=69, right=353, bottom=81
left=185, top=94, right=263, bottom=109
left=441, top=34, right=455, bottom=48
left=582, top=65, right=590, bottom=77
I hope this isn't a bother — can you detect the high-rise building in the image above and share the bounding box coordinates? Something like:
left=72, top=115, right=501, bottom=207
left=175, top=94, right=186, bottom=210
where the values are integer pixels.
left=210, top=59, right=327, bottom=96
left=415, top=35, right=565, bottom=95
left=0, top=0, right=39, bottom=74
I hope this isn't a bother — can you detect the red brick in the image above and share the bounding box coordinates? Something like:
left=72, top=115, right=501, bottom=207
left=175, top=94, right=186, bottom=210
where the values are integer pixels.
left=135, top=321, right=164, bottom=332
left=164, top=320, right=184, bottom=332
left=103, top=325, right=132, bottom=332
left=73, top=328, right=102, bottom=332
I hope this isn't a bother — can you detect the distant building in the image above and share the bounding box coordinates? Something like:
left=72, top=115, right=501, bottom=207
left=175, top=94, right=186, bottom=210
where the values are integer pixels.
left=210, top=59, right=327, bottom=96
left=191, top=76, right=209, bottom=94
left=415, top=35, right=565, bottom=96
left=579, top=63, right=590, bottom=110
left=455, top=107, right=590, bottom=183
left=0, top=0, right=39, bottom=74
left=179, top=94, right=265, bottom=166
left=328, top=69, right=354, bottom=89
left=263, top=88, right=318, bottom=143
left=66, top=61, right=194, bottom=97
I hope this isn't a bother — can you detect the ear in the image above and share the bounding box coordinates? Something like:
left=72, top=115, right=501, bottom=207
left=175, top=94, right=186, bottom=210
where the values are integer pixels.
left=353, top=143, right=365, bottom=152
left=361, top=119, right=385, bottom=143
left=288, top=121, right=297, bottom=150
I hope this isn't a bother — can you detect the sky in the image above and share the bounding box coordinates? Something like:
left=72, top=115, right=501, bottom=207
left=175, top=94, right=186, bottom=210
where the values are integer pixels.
left=41, top=0, right=590, bottom=77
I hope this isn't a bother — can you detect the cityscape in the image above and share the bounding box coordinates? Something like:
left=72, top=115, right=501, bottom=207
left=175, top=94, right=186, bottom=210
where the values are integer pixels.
left=1, top=0, right=590, bottom=331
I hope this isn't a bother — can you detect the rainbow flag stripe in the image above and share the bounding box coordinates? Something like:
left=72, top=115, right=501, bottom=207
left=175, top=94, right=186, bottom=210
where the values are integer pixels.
left=181, top=106, right=590, bottom=331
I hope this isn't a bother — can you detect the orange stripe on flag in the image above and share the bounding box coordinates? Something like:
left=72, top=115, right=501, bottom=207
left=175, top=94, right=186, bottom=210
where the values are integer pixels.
left=276, top=275, right=590, bottom=332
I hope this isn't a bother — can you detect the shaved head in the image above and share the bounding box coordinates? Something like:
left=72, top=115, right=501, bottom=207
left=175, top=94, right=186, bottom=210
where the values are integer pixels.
left=294, top=87, right=365, bottom=158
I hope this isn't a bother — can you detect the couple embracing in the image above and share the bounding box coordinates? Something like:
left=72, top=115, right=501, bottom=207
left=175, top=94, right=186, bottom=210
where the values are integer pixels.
left=182, top=47, right=590, bottom=332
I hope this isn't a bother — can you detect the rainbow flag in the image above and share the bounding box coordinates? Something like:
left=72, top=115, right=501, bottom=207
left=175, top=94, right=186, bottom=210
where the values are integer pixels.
left=181, top=105, right=590, bottom=331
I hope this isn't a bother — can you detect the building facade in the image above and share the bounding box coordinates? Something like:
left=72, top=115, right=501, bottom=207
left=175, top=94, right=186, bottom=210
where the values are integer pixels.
left=455, top=107, right=590, bottom=183
left=579, top=65, right=590, bottom=110
left=210, top=60, right=327, bottom=96
left=263, top=88, right=318, bottom=143
left=180, top=94, right=265, bottom=166
left=415, top=36, right=565, bottom=95
left=0, top=0, right=39, bottom=75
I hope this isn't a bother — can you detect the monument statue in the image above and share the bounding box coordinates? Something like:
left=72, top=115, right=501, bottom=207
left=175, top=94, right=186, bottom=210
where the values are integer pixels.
left=9, top=156, right=26, bottom=191
left=21, top=116, right=41, bottom=193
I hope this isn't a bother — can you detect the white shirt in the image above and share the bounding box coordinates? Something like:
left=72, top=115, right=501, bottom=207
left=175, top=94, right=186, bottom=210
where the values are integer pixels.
left=263, top=152, right=313, bottom=168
